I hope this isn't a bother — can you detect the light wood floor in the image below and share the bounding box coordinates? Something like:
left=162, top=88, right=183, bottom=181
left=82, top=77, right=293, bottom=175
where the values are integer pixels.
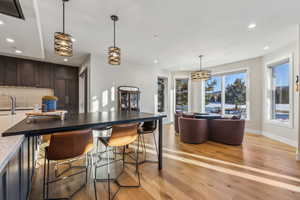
left=30, top=124, right=300, bottom=200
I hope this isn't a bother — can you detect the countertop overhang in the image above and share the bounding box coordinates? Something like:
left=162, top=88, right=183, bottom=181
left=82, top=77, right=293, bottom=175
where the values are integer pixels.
left=2, top=111, right=167, bottom=137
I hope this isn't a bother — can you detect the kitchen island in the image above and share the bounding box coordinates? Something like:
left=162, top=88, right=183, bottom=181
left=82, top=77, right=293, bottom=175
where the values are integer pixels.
left=2, top=111, right=167, bottom=170
left=0, top=111, right=166, bottom=200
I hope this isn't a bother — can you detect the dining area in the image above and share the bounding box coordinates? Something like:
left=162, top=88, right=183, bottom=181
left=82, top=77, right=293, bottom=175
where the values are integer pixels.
left=1, top=111, right=166, bottom=200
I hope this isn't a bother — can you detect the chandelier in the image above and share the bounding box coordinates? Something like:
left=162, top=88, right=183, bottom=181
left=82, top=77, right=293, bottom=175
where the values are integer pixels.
left=54, top=0, right=73, bottom=57
left=191, top=55, right=211, bottom=81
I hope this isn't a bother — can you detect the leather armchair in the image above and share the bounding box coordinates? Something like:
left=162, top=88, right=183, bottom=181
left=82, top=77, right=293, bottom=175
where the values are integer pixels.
left=179, top=118, right=208, bottom=144
left=209, top=119, right=245, bottom=145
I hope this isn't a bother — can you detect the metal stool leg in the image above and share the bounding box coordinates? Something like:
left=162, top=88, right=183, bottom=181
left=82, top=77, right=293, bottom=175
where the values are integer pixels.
left=43, top=155, right=47, bottom=199
left=94, top=137, right=142, bottom=200
left=152, top=132, right=159, bottom=158
left=107, top=147, right=111, bottom=200
left=94, top=164, right=98, bottom=200
left=46, top=159, right=50, bottom=199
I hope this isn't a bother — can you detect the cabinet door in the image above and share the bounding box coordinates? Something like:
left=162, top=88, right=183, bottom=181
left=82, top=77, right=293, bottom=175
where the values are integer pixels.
left=67, top=79, right=78, bottom=112
left=17, top=60, right=36, bottom=87
left=54, top=79, right=67, bottom=110
left=54, top=65, right=77, bottom=80
left=54, top=79, right=78, bottom=112
left=7, top=150, right=21, bottom=200
left=35, top=62, right=54, bottom=88
left=4, top=57, right=18, bottom=86
left=0, top=167, right=8, bottom=200
left=0, top=57, right=5, bottom=85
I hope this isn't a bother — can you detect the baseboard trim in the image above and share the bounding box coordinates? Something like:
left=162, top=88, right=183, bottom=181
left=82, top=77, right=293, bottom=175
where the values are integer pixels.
left=245, top=128, right=262, bottom=135
left=262, top=131, right=297, bottom=147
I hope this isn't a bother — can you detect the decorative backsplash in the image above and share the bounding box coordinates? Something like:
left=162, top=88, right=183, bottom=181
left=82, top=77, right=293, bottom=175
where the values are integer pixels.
left=0, top=87, right=54, bottom=109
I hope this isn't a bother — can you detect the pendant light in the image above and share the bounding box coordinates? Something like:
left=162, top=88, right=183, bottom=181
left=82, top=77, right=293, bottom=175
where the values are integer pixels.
left=108, top=15, right=121, bottom=65
left=191, top=55, right=211, bottom=81
left=54, top=0, right=73, bottom=57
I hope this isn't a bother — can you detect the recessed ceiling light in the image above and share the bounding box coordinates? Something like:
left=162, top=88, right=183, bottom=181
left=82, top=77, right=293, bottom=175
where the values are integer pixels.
left=71, top=38, right=76, bottom=42
left=263, top=46, right=270, bottom=50
left=154, top=59, right=158, bottom=64
left=15, top=49, right=22, bottom=54
left=6, top=38, right=15, bottom=43
left=248, top=23, right=256, bottom=29
left=0, top=20, right=4, bottom=25
left=64, top=58, right=68, bottom=62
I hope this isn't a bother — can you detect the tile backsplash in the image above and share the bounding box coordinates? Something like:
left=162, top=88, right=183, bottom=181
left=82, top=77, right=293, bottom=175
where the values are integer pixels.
left=0, top=87, right=54, bottom=108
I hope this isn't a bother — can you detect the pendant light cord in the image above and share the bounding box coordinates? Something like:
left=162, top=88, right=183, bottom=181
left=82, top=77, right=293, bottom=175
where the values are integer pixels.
left=63, top=0, right=65, bottom=33
left=113, top=20, right=116, bottom=47
left=199, top=55, right=203, bottom=70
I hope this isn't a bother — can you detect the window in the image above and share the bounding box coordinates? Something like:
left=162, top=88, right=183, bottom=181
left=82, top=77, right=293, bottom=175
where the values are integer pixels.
left=204, top=71, right=248, bottom=119
left=175, top=79, right=188, bottom=111
left=157, top=77, right=168, bottom=112
left=267, top=58, right=291, bottom=125
left=205, top=76, right=222, bottom=114
left=224, top=72, right=247, bottom=118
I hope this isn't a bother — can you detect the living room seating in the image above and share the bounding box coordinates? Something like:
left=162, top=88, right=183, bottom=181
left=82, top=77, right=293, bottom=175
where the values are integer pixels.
left=209, top=119, right=245, bottom=145
left=175, top=112, right=245, bottom=145
left=179, top=117, right=208, bottom=144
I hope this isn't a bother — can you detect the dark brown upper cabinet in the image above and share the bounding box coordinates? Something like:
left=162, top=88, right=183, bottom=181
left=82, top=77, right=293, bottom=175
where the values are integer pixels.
left=17, top=60, right=36, bottom=87
left=35, top=62, right=54, bottom=88
left=4, top=57, right=18, bottom=86
left=0, top=55, right=79, bottom=112
left=0, top=57, right=5, bottom=85
left=54, top=65, right=78, bottom=80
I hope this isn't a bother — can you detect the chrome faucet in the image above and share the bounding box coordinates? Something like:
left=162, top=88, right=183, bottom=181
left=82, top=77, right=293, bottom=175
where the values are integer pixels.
left=10, top=96, right=16, bottom=115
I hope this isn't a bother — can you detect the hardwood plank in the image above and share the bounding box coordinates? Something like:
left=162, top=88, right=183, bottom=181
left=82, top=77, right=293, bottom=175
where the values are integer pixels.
left=29, top=124, right=300, bottom=200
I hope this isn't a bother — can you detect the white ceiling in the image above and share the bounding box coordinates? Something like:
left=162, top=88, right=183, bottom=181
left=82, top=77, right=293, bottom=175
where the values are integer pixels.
left=0, top=0, right=43, bottom=59
left=0, top=0, right=299, bottom=70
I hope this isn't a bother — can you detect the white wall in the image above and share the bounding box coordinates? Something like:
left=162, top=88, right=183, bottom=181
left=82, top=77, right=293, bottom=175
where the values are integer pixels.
left=88, top=53, right=174, bottom=123
left=262, top=42, right=299, bottom=147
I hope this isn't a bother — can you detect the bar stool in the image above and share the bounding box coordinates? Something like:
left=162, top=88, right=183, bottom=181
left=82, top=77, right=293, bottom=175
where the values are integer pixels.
left=137, top=120, right=158, bottom=164
left=94, top=123, right=141, bottom=200
left=43, top=129, right=93, bottom=200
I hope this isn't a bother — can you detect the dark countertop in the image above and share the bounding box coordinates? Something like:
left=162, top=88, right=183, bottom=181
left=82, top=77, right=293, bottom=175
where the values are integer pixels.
left=2, top=111, right=167, bottom=137
left=0, top=107, right=35, bottom=112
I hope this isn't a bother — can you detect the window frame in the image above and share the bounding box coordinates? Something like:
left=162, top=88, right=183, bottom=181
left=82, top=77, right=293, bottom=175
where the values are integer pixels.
left=174, top=76, right=191, bottom=112
left=265, top=55, right=294, bottom=128
left=157, top=76, right=168, bottom=113
left=202, top=68, right=250, bottom=120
